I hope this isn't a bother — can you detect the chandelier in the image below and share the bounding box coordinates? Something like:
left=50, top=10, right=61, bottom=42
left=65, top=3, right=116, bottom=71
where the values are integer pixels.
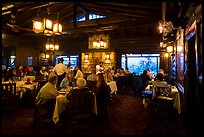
left=45, top=36, right=59, bottom=51
left=89, top=34, right=109, bottom=49
left=32, top=9, right=62, bottom=36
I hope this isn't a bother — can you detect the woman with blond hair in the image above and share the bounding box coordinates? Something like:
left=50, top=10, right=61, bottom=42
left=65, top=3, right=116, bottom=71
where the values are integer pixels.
left=96, top=73, right=111, bottom=119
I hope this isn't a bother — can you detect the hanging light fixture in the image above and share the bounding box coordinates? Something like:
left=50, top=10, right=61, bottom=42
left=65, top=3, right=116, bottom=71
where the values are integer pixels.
left=32, top=8, right=63, bottom=36
left=53, top=13, right=63, bottom=35
left=91, top=34, right=108, bottom=49
left=45, top=36, right=59, bottom=51
left=32, top=9, right=43, bottom=33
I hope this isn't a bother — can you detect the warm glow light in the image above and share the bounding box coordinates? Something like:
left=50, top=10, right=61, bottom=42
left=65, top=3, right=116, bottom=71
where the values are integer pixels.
left=49, top=44, right=54, bottom=50
left=106, top=53, right=110, bottom=59
left=164, top=53, right=169, bottom=57
left=45, top=54, right=50, bottom=58
left=177, top=46, right=183, bottom=52
left=167, top=46, right=173, bottom=53
left=93, top=41, right=97, bottom=47
left=53, top=23, right=62, bottom=35
left=160, top=42, right=163, bottom=47
left=45, top=19, right=52, bottom=30
left=159, top=22, right=163, bottom=33
left=33, top=19, right=43, bottom=33
left=45, top=44, right=50, bottom=50
left=54, top=44, right=59, bottom=50
left=103, top=42, right=107, bottom=47
left=85, top=54, right=89, bottom=60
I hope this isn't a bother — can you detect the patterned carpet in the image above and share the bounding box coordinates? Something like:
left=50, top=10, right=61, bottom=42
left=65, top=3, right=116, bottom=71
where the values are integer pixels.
left=2, top=91, right=189, bottom=135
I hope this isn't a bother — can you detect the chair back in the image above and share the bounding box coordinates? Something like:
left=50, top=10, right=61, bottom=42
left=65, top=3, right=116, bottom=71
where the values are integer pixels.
left=35, top=75, right=44, bottom=81
left=152, top=81, right=171, bottom=97
left=86, top=80, right=97, bottom=93
left=69, top=87, right=93, bottom=115
left=2, top=82, right=17, bottom=96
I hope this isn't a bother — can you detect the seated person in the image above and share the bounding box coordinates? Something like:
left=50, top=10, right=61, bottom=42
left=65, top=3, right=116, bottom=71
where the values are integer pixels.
left=114, top=68, right=125, bottom=77
left=26, top=67, right=37, bottom=76
left=66, top=77, right=88, bottom=100
left=39, top=66, right=49, bottom=77
left=155, top=69, right=165, bottom=81
left=34, top=74, right=59, bottom=127
left=87, top=69, right=97, bottom=81
left=140, top=70, right=151, bottom=91
left=96, top=73, right=111, bottom=118
left=60, top=73, right=76, bottom=89
left=104, top=68, right=113, bottom=83
left=124, top=67, right=131, bottom=75
left=16, top=66, right=24, bottom=76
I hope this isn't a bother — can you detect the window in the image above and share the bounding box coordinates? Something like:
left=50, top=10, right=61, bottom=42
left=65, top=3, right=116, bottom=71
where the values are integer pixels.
left=76, top=13, right=107, bottom=22
left=27, top=56, right=32, bottom=66
left=9, top=56, right=16, bottom=68
left=55, top=55, right=79, bottom=69
left=121, top=54, right=160, bottom=76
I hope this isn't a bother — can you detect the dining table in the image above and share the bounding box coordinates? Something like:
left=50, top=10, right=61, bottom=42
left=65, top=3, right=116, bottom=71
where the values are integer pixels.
left=2, top=80, right=38, bottom=98
left=107, top=81, right=118, bottom=95
left=52, top=87, right=98, bottom=124
left=145, top=82, right=181, bottom=114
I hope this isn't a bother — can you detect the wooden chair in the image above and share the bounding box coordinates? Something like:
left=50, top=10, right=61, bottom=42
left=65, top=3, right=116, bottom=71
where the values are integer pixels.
left=86, top=80, right=97, bottom=93
left=2, top=82, right=19, bottom=112
left=143, top=82, right=174, bottom=134
left=67, top=87, right=94, bottom=133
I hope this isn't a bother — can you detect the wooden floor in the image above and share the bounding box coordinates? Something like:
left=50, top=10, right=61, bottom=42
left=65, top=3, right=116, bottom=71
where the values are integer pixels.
left=2, top=90, right=189, bottom=135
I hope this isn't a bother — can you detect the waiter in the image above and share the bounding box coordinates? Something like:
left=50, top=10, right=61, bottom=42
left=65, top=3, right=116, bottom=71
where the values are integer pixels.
left=52, top=58, right=68, bottom=87
left=96, top=61, right=104, bottom=74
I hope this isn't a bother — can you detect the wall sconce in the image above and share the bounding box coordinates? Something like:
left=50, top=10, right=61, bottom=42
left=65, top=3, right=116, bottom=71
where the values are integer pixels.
left=106, top=53, right=110, bottom=60
left=85, top=53, right=89, bottom=60
left=177, top=45, right=183, bottom=52
left=45, top=54, right=50, bottom=58
left=164, top=52, right=169, bottom=57
left=166, top=46, right=173, bottom=53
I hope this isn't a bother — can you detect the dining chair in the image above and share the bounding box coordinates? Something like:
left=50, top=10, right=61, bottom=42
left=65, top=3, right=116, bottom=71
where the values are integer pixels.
left=67, top=88, right=94, bottom=134
left=143, top=82, right=175, bottom=134
left=86, top=80, right=97, bottom=93
left=2, top=82, right=19, bottom=112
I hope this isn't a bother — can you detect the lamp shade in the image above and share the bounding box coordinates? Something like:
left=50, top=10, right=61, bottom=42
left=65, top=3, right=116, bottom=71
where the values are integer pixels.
left=54, top=44, right=59, bottom=50
left=32, top=17, right=43, bottom=33
left=53, top=22, right=62, bottom=35
left=167, top=46, right=173, bottom=53
left=44, top=18, right=53, bottom=36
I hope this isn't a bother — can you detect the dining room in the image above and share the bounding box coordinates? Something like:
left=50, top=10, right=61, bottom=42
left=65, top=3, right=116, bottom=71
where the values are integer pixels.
left=2, top=2, right=202, bottom=136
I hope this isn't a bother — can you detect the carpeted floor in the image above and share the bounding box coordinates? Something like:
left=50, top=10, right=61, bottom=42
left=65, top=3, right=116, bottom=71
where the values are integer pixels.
left=1, top=90, right=189, bottom=135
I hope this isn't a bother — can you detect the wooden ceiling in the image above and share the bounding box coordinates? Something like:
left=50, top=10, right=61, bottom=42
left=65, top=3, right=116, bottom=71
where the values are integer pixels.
left=2, top=2, right=188, bottom=49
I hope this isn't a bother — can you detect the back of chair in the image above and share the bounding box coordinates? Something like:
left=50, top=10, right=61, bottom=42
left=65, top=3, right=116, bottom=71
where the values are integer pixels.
left=69, top=88, right=93, bottom=116
left=2, top=82, right=17, bottom=96
left=152, top=81, right=171, bottom=97
left=86, top=80, right=97, bottom=93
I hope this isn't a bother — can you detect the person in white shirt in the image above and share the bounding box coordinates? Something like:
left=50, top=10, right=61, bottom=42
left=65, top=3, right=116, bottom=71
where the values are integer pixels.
left=96, top=62, right=104, bottom=74
left=74, top=66, right=83, bottom=80
left=87, top=69, right=97, bottom=81
left=52, top=58, right=68, bottom=87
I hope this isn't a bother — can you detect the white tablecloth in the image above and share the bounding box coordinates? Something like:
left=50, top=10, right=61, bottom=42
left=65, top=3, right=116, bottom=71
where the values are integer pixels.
left=107, top=81, right=118, bottom=95
left=145, top=85, right=181, bottom=114
left=52, top=91, right=97, bottom=124
left=2, top=81, right=38, bottom=98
